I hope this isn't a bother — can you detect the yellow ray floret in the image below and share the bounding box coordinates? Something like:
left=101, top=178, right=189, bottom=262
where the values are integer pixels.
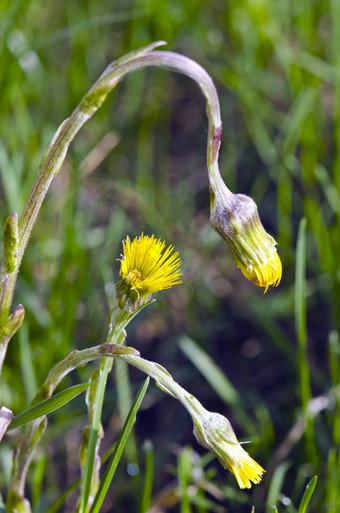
left=236, top=250, right=282, bottom=293
left=193, top=411, right=265, bottom=489
left=226, top=444, right=265, bottom=489
left=210, top=192, right=282, bottom=293
left=120, top=234, right=182, bottom=296
left=213, top=422, right=265, bottom=489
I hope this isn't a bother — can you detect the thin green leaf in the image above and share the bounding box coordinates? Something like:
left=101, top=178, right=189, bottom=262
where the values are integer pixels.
left=177, top=336, right=239, bottom=405
left=177, top=336, right=252, bottom=431
left=140, top=440, right=154, bottom=513
left=266, top=461, right=291, bottom=513
left=279, top=86, right=320, bottom=156
left=44, top=439, right=131, bottom=513
left=80, top=304, right=154, bottom=513
left=101, top=441, right=117, bottom=465
left=295, top=218, right=316, bottom=464
left=79, top=358, right=112, bottom=513
left=32, top=453, right=46, bottom=510
left=114, top=358, right=139, bottom=475
left=298, top=476, right=317, bottom=513
left=89, top=378, right=150, bottom=513
left=45, top=479, right=80, bottom=513
left=177, top=446, right=194, bottom=513
left=187, top=493, right=225, bottom=513
left=9, top=382, right=94, bottom=430
left=295, top=218, right=308, bottom=348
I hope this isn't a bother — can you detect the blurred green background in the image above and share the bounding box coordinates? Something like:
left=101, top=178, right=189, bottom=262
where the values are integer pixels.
left=1, top=0, right=340, bottom=511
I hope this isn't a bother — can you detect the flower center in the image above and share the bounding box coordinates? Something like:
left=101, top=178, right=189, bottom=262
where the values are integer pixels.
left=124, top=269, right=144, bottom=290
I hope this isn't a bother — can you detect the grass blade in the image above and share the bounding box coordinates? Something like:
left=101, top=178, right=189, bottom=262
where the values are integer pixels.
left=177, top=336, right=239, bottom=405
left=115, top=358, right=139, bottom=472
left=298, top=476, right=317, bottom=513
left=140, top=440, right=154, bottom=513
left=186, top=493, right=225, bottom=512
left=79, top=358, right=112, bottom=513
left=266, top=461, right=290, bottom=513
left=45, top=479, right=80, bottom=513
left=9, top=382, right=94, bottom=430
left=295, top=218, right=308, bottom=363
left=32, top=453, right=46, bottom=511
left=177, top=446, right=194, bottom=513
left=89, top=377, right=150, bottom=513
left=177, top=336, right=253, bottom=432
left=295, top=218, right=316, bottom=465
left=330, top=0, right=340, bottom=195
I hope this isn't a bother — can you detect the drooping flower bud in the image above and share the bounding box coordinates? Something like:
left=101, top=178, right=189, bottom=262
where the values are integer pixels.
left=193, top=410, right=265, bottom=489
left=209, top=171, right=281, bottom=292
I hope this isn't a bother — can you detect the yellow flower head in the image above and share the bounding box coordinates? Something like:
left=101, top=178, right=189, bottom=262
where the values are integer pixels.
left=210, top=192, right=282, bottom=293
left=227, top=444, right=265, bottom=489
left=117, top=234, right=182, bottom=310
left=193, top=411, right=265, bottom=489
left=235, top=249, right=282, bottom=293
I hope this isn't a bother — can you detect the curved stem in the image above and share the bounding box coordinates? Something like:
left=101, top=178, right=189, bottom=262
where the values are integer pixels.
left=0, top=42, right=227, bottom=325
left=8, top=342, right=138, bottom=497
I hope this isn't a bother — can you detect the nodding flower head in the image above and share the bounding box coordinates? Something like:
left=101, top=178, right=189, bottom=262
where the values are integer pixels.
left=210, top=192, right=281, bottom=293
left=193, top=410, right=265, bottom=489
left=116, top=234, right=182, bottom=310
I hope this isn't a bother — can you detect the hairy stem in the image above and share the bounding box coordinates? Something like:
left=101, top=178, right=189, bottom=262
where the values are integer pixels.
left=0, top=42, right=225, bottom=336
